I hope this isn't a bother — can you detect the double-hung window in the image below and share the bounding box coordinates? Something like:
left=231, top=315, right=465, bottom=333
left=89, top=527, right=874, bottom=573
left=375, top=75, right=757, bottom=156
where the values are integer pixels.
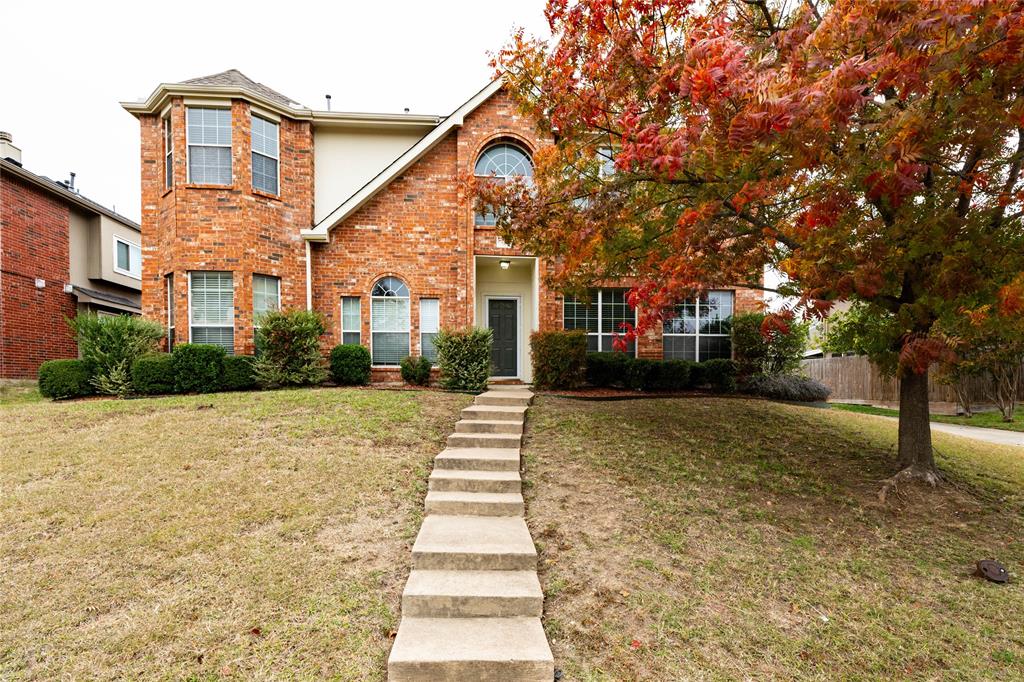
left=164, top=114, right=173, bottom=189
left=189, top=271, right=234, bottom=353
left=420, top=298, right=440, bottom=364
left=563, top=288, right=636, bottom=353
left=114, top=236, right=142, bottom=279
left=370, top=277, right=410, bottom=365
left=663, top=291, right=734, bottom=361
left=341, top=297, right=361, bottom=345
left=187, top=107, right=232, bottom=185
left=251, top=116, right=279, bottom=195
left=166, top=273, right=175, bottom=351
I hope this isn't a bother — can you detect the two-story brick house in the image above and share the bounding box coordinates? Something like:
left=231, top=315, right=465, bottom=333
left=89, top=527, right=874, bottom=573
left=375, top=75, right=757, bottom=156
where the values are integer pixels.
left=122, top=70, right=761, bottom=382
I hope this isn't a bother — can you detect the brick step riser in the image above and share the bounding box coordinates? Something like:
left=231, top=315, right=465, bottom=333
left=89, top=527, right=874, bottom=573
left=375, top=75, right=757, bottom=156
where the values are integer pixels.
left=413, top=552, right=536, bottom=571
left=428, top=478, right=521, bottom=494
left=402, top=594, right=543, bottom=618
left=447, top=434, right=522, bottom=449
left=425, top=499, right=524, bottom=517
left=454, top=420, right=524, bottom=435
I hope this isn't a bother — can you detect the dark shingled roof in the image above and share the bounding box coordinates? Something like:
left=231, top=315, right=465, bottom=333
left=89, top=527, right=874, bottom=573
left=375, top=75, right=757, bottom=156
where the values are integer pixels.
left=181, top=69, right=299, bottom=107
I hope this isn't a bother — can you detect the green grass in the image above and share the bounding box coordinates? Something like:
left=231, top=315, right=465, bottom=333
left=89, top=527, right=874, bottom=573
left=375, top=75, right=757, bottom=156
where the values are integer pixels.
left=524, top=396, right=1024, bottom=681
left=832, top=402, right=1024, bottom=432
left=0, top=387, right=472, bottom=680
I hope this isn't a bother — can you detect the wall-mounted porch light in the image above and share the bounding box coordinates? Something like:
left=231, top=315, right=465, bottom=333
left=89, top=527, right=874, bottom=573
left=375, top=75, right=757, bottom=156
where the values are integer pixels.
left=499, top=260, right=511, bottom=270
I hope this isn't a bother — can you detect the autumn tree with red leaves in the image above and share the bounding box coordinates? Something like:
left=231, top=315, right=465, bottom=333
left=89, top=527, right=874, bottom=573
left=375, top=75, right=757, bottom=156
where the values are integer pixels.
left=478, top=0, right=1024, bottom=485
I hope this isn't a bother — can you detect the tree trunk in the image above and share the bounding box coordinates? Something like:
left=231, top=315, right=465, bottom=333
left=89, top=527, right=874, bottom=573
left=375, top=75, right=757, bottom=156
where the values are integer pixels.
left=896, top=368, right=939, bottom=480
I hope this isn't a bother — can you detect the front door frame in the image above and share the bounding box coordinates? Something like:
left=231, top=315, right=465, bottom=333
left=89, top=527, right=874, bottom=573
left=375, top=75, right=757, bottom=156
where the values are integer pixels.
left=484, top=295, right=521, bottom=379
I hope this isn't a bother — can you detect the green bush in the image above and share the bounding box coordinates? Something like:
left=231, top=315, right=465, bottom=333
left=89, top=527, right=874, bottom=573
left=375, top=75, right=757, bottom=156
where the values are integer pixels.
left=131, top=354, right=176, bottom=395
left=435, top=327, right=493, bottom=392
left=400, top=355, right=433, bottom=386
left=740, top=373, right=831, bottom=402
left=656, top=360, right=693, bottom=391
left=624, top=357, right=658, bottom=390
left=330, top=344, right=371, bottom=385
left=586, top=352, right=631, bottom=387
left=38, top=359, right=93, bottom=399
left=253, top=310, right=328, bottom=388
left=587, top=353, right=696, bottom=392
left=732, top=312, right=808, bottom=376
left=697, top=358, right=737, bottom=392
left=531, top=330, right=587, bottom=389
left=172, top=344, right=226, bottom=393
left=222, top=355, right=257, bottom=391
left=68, top=313, right=165, bottom=396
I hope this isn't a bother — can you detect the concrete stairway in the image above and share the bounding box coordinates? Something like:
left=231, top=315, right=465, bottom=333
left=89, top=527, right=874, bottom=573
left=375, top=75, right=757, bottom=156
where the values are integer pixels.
left=388, top=385, right=554, bottom=681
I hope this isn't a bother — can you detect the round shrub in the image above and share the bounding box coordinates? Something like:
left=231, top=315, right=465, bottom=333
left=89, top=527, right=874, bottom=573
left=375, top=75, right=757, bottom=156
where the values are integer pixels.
left=330, top=344, right=371, bottom=385
left=221, top=355, right=257, bottom=391
left=172, top=343, right=226, bottom=394
left=741, top=373, right=831, bottom=402
left=435, top=327, right=493, bottom=392
left=531, top=330, right=587, bottom=389
left=38, top=359, right=92, bottom=400
left=586, top=352, right=630, bottom=387
left=400, top=355, right=433, bottom=386
left=655, top=360, right=693, bottom=391
left=131, top=354, right=176, bottom=395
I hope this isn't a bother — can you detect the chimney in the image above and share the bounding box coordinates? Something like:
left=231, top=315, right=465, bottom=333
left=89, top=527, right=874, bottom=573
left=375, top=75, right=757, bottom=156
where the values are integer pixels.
left=0, top=131, right=22, bottom=165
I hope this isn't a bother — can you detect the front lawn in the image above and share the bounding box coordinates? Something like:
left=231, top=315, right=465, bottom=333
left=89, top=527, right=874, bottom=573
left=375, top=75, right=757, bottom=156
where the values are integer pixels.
left=524, top=396, right=1023, bottom=680
left=832, top=402, right=1024, bottom=433
left=0, top=387, right=471, bottom=680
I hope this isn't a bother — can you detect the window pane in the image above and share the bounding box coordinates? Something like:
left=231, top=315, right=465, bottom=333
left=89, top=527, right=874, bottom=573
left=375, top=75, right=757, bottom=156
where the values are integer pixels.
left=474, top=143, right=533, bottom=177
left=372, top=332, right=408, bottom=365
left=663, top=301, right=697, bottom=334
left=342, top=331, right=361, bottom=345
left=190, top=272, right=233, bottom=325
left=699, top=335, right=732, bottom=360
left=191, top=326, right=234, bottom=353
left=253, top=275, right=280, bottom=319
left=422, top=333, right=438, bottom=363
left=251, top=117, right=279, bottom=158
left=187, top=107, right=231, bottom=145
left=189, top=145, right=231, bottom=185
left=700, top=291, right=734, bottom=334
left=252, top=153, right=278, bottom=194
left=563, top=291, right=598, bottom=333
left=371, top=277, right=409, bottom=298
left=663, top=335, right=696, bottom=361
left=116, top=240, right=130, bottom=271
left=600, top=288, right=634, bottom=334
left=371, top=297, right=410, bottom=332
left=599, top=334, right=635, bottom=354
left=342, top=297, right=360, bottom=332
left=420, top=299, right=439, bottom=333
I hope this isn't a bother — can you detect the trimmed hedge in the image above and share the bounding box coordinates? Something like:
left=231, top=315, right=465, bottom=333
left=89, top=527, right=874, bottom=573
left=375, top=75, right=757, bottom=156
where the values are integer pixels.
left=131, top=354, right=176, bottom=395
left=693, top=358, right=737, bottom=393
left=330, top=344, right=371, bottom=385
left=585, top=353, right=735, bottom=392
left=172, top=344, right=226, bottom=394
left=400, top=355, right=432, bottom=386
left=435, top=327, right=493, bottom=392
left=531, top=330, right=587, bottom=389
left=222, top=355, right=257, bottom=391
left=38, top=359, right=93, bottom=399
left=740, top=373, right=831, bottom=402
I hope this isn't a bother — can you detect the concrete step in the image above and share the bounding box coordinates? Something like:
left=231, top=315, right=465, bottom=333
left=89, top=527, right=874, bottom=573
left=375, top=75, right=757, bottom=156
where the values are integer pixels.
left=425, top=491, right=524, bottom=516
left=487, top=383, right=533, bottom=391
left=401, top=570, right=543, bottom=617
left=429, top=468, right=521, bottom=493
left=448, top=432, right=522, bottom=449
left=388, top=616, right=553, bottom=681
left=434, top=448, right=520, bottom=472
left=412, top=515, right=537, bottom=570
left=455, top=419, right=523, bottom=435
left=461, top=404, right=529, bottom=422
left=475, top=391, right=533, bottom=407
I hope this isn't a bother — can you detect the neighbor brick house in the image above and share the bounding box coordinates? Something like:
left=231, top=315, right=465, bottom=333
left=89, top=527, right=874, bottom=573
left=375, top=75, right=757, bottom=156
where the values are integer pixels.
left=121, top=70, right=761, bottom=382
left=1, top=133, right=142, bottom=379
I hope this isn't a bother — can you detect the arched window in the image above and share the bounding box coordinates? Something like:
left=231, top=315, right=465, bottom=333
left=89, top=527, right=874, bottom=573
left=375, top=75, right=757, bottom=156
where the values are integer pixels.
left=474, top=142, right=533, bottom=226
left=370, top=276, right=410, bottom=365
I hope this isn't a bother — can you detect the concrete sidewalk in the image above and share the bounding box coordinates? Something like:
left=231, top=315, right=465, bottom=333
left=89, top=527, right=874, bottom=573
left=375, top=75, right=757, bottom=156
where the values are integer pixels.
left=866, top=413, right=1024, bottom=447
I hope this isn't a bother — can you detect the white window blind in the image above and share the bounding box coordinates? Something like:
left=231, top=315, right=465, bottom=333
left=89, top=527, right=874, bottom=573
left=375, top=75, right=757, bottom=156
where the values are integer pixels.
left=189, top=271, right=234, bottom=353
left=251, top=116, right=279, bottom=194
left=420, top=298, right=439, bottom=364
left=187, top=108, right=232, bottom=185
left=371, top=277, right=410, bottom=366
left=342, top=297, right=361, bottom=345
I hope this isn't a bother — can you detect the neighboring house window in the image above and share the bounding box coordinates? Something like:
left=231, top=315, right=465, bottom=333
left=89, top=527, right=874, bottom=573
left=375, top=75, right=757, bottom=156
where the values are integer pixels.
left=370, top=277, right=410, bottom=366
left=166, top=273, right=175, bottom=351
left=341, top=297, right=361, bottom=345
left=563, top=288, right=636, bottom=353
left=186, top=107, right=232, bottom=185
left=251, top=116, right=279, bottom=195
left=420, top=298, right=439, bottom=364
left=189, top=271, right=234, bottom=353
left=164, top=114, right=174, bottom=189
left=474, top=142, right=533, bottom=226
left=253, top=274, right=280, bottom=326
left=663, top=291, right=734, bottom=361
left=114, top=236, right=142, bottom=279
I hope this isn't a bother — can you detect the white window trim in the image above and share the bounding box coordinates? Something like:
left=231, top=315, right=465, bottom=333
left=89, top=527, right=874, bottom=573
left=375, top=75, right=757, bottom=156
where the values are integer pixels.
left=341, top=296, right=361, bottom=344
left=112, top=235, right=142, bottom=280
left=164, top=113, right=173, bottom=190
left=166, top=273, right=175, bottom=348
left=562, top=288, right=638, bottom=357
left=251, top=113, right=281, bottom=196
left=370, top=282, right=411, bottom=368
left=662, top=291, right=734, bottom=362
left=185, top=106, right=232, bottom=186
left=485, top=295, right=521, bottom=379
left=187, top=271, right=234, bottom=346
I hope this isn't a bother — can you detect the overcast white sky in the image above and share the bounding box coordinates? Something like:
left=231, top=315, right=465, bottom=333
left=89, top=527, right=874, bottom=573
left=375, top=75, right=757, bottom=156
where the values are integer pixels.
left=1, top=0, right=549, bottom=223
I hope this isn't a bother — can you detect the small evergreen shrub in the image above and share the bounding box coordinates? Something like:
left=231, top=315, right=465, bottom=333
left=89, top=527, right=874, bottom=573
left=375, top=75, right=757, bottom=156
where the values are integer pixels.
left=650, top=360, right=693, bottom=391
left=173, top=344, right=226, bottom=393
left=330, top=344, right=371, bottom=385
left=624, top=357, right=658, bottom=391
left=131, top=354, right=176, bottom=395
left=68, top=313, right=165, bottom=396
left=531, top=330, right=587, bottom=389
left=732, top=312, right=809, bottom=376
left=253, top=310, right=328, bottom=388
left=222, top=355, right=257, bottom=391
left=697, top=358, right=737, bottom=392
left=586, top=352, right=630, bottom=387
left=400, top=355, right=433, bottom=386
left=38, top=359, right=92, bottom=400
left=586, top=354, right=696, bottom=391
left=435, top=327, right=493, bottom=392
left=741, top=374, right=831, bottom=402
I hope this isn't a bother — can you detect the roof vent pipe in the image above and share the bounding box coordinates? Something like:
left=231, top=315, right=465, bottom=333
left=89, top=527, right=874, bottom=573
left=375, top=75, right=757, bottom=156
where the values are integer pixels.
left=68, top=172, right=76, bottom=192
left=0, top=131, right=22, bottom=165
left=325, top=94, right=331, bottom=111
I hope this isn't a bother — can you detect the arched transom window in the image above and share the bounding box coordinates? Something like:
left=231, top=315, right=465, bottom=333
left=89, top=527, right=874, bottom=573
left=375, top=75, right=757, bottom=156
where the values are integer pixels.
left=475, top=142, right=533, bottom=226
left=371, top=276, right=410, bottom=366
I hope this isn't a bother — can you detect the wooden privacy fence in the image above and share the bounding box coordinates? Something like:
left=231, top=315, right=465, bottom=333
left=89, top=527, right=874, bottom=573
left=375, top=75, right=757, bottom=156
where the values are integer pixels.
left=800, top=355, right=1007, bottom=414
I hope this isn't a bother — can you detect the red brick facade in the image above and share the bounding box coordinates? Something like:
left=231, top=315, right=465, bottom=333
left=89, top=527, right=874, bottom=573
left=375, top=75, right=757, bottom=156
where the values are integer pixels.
left=0, top=174, right=78, bottom=378
left=137, top=85, right=763, bottom=378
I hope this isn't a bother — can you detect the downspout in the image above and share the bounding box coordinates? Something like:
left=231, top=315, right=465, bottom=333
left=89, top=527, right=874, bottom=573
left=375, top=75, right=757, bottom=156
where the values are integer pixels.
left=305, top=239, right=312, bottom=311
